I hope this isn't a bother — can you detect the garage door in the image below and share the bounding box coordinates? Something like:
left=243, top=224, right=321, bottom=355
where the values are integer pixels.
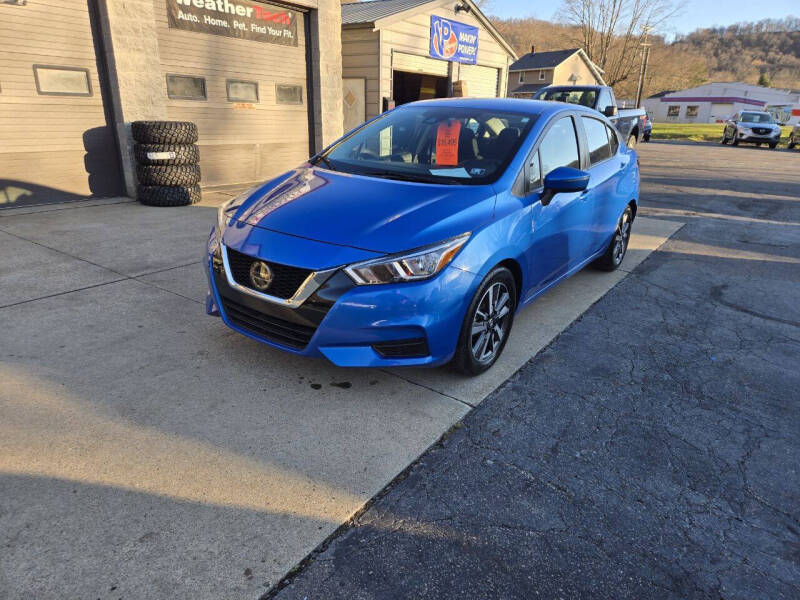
left=0, top=0, right=122, bottom=207
left=154, top=0, right=311, bottom=188
left=393, top=52, right=449, bottom=77
left=459, top=64, right=499, bottom=98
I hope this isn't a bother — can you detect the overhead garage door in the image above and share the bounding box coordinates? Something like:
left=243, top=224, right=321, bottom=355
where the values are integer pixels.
left=0, top=0, right=122, bottom=208
left=393, top=52, right=449, bottom=77
left=458, top=64, right=499, bottom=98
left=154, top=0, right=311, bottom=188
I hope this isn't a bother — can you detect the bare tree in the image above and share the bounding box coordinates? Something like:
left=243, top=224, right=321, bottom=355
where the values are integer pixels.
left=559, top=0, right=683, bottom=86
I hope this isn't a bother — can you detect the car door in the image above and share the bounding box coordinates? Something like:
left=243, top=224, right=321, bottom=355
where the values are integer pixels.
left=521, top=114, right=589, bottom=294
left=578, top=115, right=626, bottom=256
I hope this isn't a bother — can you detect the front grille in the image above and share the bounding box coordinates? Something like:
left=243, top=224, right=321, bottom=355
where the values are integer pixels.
left=221, top=297, right=317, bottom=349
left=752, top=127, right=770, bottom=135
left=373, top=338, right=430, bottom=358
left=226, top=247, right=312, bottom=300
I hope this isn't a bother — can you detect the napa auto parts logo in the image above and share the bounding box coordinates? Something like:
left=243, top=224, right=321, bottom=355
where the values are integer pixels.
left=430, top=16, right=478, bottom=64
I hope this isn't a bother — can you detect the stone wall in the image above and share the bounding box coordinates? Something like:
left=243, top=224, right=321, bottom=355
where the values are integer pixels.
left=98, top=0, right=168, bottom=197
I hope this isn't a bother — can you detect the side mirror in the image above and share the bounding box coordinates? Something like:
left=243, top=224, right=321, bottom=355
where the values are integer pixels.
left=603, top=105, right=617, bottom=117
left=541, top=167, right=590, bottom=206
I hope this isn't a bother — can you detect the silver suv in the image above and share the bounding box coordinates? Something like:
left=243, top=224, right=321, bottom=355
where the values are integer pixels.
left=721, top=111, right=782, bottom=149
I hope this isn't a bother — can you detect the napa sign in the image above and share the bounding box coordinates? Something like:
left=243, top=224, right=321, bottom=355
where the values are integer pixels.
left=429, top=16, right=478, bottom=64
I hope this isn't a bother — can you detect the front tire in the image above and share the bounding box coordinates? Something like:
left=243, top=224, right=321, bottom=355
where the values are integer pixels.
left=594, top=206, right=633, bottom=272
left=627, top=133, right=638, bottom=148
left=721, top=131, right=729, bottom=144
left=788, top=135, right=795, bottom=149
left=452, top=267, right=516, bottom=376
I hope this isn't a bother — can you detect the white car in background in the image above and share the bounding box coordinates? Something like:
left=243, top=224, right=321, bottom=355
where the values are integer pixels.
left=721, top=111, right=782, bottom=149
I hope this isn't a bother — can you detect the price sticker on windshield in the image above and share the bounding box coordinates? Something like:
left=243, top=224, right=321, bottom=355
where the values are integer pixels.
left=435, top=120, right=461, bottom=166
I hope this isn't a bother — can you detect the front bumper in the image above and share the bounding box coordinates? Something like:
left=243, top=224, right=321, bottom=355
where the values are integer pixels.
left=737, top=130, right=780, bottom=143
left=206, top=230, right=479, bottom=368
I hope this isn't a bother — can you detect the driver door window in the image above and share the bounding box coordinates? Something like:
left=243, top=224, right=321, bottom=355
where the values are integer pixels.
left=539, top=117, right=580, bottom=178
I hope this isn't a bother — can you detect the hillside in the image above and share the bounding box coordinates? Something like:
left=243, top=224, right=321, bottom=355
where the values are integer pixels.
left=490, top=16, right=800, bottom=97
left=674, top=18, right=800, bottom=90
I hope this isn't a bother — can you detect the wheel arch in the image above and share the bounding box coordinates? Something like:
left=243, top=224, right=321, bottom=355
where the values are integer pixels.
left=495, top=258, right=524, bottom=306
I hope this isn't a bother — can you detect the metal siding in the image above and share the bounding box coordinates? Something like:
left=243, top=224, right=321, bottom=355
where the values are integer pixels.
left=392, top=52, right=449, bottom=77
left=152, top=0, right=311, bottom=188
left=458, top=63, right=499, bottom=98
left=0, top=0, right=122, bottom=206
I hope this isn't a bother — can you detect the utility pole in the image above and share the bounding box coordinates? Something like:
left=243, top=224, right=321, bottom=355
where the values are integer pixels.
left=635, top=25, right=653, bottom=108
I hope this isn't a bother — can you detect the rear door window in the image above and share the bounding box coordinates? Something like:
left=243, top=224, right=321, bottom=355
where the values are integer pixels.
left=539, top=117, right=580, bottom=177
left=581, top=116, right=613, bottom=164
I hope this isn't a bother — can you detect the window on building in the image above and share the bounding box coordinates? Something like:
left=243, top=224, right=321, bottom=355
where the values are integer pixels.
left=276, top=84, right=303, bottom=105
left=519, top=72, right=525, bottom=84
left=166, top=74, right=206, bottom=101
left=539, top=70, right=546, bottom=81
left=226, top=79, right=259, bottom=103
left=667, top=105, right=680, bottom=117
left=33, top=65, right=91, bottom=96
left=686, top=105, right=699, bottom=117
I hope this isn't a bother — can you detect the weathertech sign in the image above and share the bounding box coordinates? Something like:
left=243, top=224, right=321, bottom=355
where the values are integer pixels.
left=168, top=0, right=298, bottom=47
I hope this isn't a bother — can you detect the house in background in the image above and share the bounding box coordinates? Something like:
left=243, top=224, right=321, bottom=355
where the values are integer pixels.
left=507, top=47, right=605, bottom=98
left=643, top=82, right=800, bottom=123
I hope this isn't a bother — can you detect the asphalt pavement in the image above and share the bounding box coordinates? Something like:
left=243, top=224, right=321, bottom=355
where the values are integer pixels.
left=0, top=176, right=675, bottom=595
left=272, top=142, right=800, bottom=600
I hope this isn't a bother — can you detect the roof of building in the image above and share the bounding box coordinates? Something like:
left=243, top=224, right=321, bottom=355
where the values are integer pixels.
left=509, top=83, right=548, bottom=94
left=341, top=0, right=436, bottom=25
left=647, top=90, right=676, bottom=99
left=509, top=49, right=581, bottom=71
left=340, top=0, right=517, bottom=59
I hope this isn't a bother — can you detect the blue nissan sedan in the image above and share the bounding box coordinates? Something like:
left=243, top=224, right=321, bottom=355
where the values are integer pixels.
left=207, top=99, right=639, bottom=375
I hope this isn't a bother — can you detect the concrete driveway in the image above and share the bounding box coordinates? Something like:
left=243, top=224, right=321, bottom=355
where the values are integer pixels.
left=0, top=188, right=678, bottom=598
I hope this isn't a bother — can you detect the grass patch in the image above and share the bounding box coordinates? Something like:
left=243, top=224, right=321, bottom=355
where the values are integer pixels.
left=651, top=122, right=793, bottom=143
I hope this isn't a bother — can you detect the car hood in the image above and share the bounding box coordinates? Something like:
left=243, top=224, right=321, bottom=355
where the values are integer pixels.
left=231, top=167, right=497, bottom=254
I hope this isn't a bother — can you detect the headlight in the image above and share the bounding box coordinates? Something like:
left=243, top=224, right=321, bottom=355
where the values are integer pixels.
left=344, top=233, right=470, bottom=285
left=217, top=198, right=233, bottom=239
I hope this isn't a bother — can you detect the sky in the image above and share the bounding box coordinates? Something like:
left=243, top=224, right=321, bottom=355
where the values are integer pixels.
left=483, top=0, right=797, bottom=37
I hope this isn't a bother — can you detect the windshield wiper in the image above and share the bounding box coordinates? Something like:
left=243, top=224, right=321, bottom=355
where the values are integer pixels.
left=362, top=170, right=461, bottom=184
left=311, top=154, right=336, bottom=171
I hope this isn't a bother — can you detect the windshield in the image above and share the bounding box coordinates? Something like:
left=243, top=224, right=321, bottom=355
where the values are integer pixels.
left=740, top=112, right=774, bottom=124
left=534, top=88, right=598, bottom=108
left=320, top=106, right=536, bottom=185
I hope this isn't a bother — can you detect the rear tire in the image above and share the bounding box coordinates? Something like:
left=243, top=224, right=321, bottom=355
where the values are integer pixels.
left=789, top=136, right=796, bottom=149
left=627, top=133, right=637, bottom=148
left=594, top=206, right=633, bottom=272
left=732, top=137, right=739, bottom=146
left=136, top=165, right=201, bottom=186
left=451, top=267, right=516, bottom=376
left=137, top=185, right=201, bottom=207
left=134, top=143, right=199, bottom=166
left=721, top=131, right=729, bottom=144
left=132, top=121, right=199, bottom=145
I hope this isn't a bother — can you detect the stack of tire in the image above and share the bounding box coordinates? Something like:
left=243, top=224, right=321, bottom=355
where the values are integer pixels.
left=132, top=121, right=201, bottom=207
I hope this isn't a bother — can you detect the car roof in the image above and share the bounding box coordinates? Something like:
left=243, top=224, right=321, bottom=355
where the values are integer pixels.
left=398, top=97, right=597, bottom=118
left=540, top=85, right=606, bottom=91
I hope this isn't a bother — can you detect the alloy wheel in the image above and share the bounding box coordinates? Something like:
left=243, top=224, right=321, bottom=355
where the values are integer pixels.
left=613, top=210, right=631, bottom=265
left=470, top=282, right=512, bottom=364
